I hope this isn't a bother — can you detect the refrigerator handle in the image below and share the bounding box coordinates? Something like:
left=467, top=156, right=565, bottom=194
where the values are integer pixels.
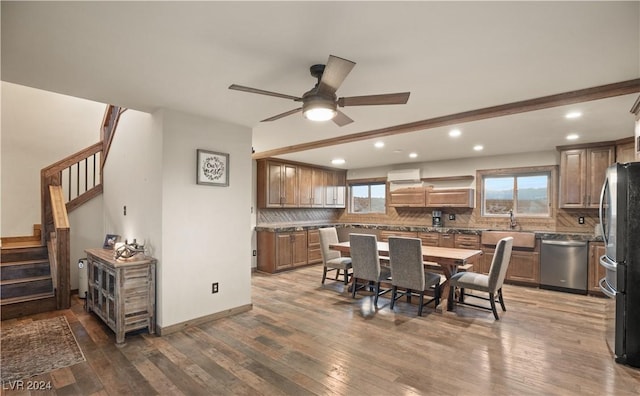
left=599, top=176, right=608, bottom=247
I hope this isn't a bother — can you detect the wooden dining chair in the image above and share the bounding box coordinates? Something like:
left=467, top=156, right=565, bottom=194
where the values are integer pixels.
left=449, top=237, right=514, bottom=320
left=318, top=227, right=352, bottom=285
left=388, top=237, right=441, bottom=316
left=349, top=233, right=391, bottom=307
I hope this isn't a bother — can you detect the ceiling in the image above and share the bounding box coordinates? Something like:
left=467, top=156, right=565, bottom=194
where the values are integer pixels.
left=2, top=1, right=639, bottom=170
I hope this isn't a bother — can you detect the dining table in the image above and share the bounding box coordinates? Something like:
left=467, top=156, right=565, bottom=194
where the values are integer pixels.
left=329, top=240, right=483, bottom=312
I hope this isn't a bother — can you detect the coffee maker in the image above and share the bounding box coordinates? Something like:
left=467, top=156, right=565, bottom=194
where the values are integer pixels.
left=432, top=210, right=443, bottom=227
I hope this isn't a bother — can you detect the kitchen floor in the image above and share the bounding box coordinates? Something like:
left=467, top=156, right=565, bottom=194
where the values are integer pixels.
left=2, top=265, right=639, bottom=395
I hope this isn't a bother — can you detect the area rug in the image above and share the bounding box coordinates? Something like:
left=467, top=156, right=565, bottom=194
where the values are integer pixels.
left=1, top=316, right=85, bottom=382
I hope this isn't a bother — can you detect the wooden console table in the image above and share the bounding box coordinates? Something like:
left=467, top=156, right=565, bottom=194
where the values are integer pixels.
left=85, top=248, right=156, bottom=344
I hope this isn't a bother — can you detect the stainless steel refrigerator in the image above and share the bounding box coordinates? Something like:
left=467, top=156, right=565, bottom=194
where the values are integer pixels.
left=599, top=162, right=640, bottom=367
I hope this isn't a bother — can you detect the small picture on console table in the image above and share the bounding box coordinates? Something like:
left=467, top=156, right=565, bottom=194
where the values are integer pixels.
left=197, top=149, right=229, bottom=186
left=103, top=234, right=120, bottom=249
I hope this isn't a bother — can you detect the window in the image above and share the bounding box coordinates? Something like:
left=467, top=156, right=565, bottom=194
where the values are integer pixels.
left=481, top=168, right=552, bottom=217
left=349, top=183, right=386, bottom=214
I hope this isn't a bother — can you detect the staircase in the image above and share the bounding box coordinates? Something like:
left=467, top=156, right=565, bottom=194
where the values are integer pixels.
left=1, top=105, right=123, bottom=320
left=1, top=229, right=57, bottom=319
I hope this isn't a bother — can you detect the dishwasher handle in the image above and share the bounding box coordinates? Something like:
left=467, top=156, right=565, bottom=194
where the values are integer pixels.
left=541, top=240, right=588, bottom=247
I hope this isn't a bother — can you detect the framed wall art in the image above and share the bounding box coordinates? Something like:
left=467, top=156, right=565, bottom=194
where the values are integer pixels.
left=103, top=234, right=120, bottom=249
left=197, top=149, right=229, bottom=186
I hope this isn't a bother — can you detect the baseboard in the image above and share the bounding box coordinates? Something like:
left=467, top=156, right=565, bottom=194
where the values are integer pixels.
left=157, top=303, right=253, bottom=336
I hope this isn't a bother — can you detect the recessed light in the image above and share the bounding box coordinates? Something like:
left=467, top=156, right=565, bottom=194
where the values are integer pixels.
left=449, top=129, right=461, bottom=137
left=374, top=141, right=385, bottom=148
left=409, top=152, right=418, bottom=158
left=331, top=158, right=345, bottom=165
left=566, top=134, right=579, bottom=140
left=473, top=145, right=484, bottom=151
left=565, top=111, right=582, bottom=119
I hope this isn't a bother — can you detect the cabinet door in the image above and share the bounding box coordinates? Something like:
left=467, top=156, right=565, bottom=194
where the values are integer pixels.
left=282, top=164, right=298, bottom=207
left=479, top=249, right=494, bottom=275
left=588, top=242, right=606, bottom=293
left=506, top=251, right=540, bottom=284
left=426, top=189, right=474, bottom=208
left=298, top=166, right=314, bottom=207
left=389, top=188, right=426, bottom=207
left=559, top=149, right=586, bottom=208
left=307, top=230, right=322, bottom=264
left=586, top=146, right=614, bottom=208
left=418, top=232, right=439, bottom=247
left=379, top=231, right=418, bottom=242
left=439, top=233, right=455, bottom=248
left=291, top=231, right=308, bottom=267
left=275, top=234, right=294, bottom=270
left=616, top=140, right=635, bottom=163
left=311, top=168, right=325, bottom=207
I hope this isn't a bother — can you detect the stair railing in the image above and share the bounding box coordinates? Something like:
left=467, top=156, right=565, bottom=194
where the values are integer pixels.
left=48, top=185, right=70, bottom=309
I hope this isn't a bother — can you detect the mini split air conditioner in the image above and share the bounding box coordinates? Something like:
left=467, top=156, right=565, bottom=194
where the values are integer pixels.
left=387, top=169, right=421, bottom=183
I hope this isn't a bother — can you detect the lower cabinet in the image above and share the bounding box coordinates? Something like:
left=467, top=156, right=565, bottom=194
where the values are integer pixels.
left=257, top=231, right=308, bottom=273
left=85, top=248, right=156, bottom=344
left=418, top=232, right=439, bottom=247
left=307, top=229, right=322, bottom=264
left=454, top=234, right=480, bottom=269
left=481, top=242, right=540, bottom=285
left=378, top=230, right=418, bottom=242
left=588, top=241, right=606, bottom=295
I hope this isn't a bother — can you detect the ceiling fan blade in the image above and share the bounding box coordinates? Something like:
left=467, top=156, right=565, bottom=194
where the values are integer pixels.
left=332, top=110, right=354, bottom=127
left=317, top=55, right=356, bottom=94
left=261, top=107, right=302, bottom=122
left=338, top=92, right=410, bottom=107
left=229, top=84, right=301, bottom=101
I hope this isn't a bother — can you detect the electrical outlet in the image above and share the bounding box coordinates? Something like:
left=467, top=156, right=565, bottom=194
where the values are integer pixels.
left=448, top=214, right=456, bottom=221
left=252, top=250, right=257, bottom=256
left=578, top=216, right=585, bottom=224
left=212, top=282, right=219, bottom=293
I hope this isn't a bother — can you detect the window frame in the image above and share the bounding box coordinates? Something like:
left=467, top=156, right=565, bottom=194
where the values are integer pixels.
left=477, top=166, right=557, bottom=219
left=347, top=179, right=387, bottom=214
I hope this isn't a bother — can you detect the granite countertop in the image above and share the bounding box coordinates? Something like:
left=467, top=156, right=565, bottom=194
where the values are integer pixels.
left=254, top=223, right=601, bottom=241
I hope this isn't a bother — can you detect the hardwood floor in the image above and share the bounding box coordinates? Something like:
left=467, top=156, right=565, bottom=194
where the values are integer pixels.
left=2, top=264, right=640, bottom=395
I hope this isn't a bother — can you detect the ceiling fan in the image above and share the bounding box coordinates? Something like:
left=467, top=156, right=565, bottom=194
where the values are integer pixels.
left=229, top=55, right=410, bottom=127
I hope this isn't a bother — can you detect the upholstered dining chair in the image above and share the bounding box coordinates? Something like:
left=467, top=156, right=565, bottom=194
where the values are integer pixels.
left=319, top=227, right=352, bottom=285
left=388, top=237, right=442, bottom=316
left=349, top=233, right=391, bottom=307
left=449, top=236, right=514, bottom=320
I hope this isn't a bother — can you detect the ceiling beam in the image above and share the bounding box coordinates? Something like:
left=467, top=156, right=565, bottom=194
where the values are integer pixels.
left=253, top=79, right=640, bottom=160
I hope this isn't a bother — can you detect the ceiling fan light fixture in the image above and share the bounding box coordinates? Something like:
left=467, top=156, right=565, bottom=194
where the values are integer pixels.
left=302, top=95, right=337, bottom=122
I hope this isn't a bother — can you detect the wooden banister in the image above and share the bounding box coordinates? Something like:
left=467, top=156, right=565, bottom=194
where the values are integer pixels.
left=49, top=185, right=70, bottom=309
left=101, top=104, right=124, bottom=171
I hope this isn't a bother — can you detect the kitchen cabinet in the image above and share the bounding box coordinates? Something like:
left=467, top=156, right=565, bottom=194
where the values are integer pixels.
left=307, top=229, right=322, bottom=264
left=257, top=159, right=346, bottom=209
left=324, top=170, right=346, bottom=208
left=298, top=167, right=325, bottom=208
left=389, top=187, right=426, bottom=207
left=257, top=231, right=308, bottom=273
left=455, top=234, right=481, bottom=269
left=616, top=138, right=635, bottom=164
left=588, top=241, right=606, bottom=295
left=418, top=232, right=439, bottom=246
left=438, top=232, right=455, bottom=248
left=379, top=230, right=418, bottom=242
left=425, top=189, right=474, bottom=208
left=257, top=160, right=298, bottom=208
left=480, top=237, right=540, bottom=285
left=559, top=145, right=614, bottom=208
left=85, top=248, right=156, bottom=344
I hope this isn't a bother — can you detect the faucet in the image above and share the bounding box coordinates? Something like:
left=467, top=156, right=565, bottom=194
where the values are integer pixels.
left=509, top=209, right=517, bottom=229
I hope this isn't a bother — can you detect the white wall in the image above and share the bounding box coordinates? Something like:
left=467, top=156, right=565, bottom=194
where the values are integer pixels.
left=160, top=109, right=252, bottom=328
left=1, top=82, right=104, bottom=236
left=103, top=108, right=252, bottom=328
left=347, top=150, right=559, bottom=186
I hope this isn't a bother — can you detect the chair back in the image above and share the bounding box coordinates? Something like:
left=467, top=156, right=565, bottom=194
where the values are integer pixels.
left=319, top=227, right=341, bottom=263
left=388, top=237, right=425, bottom=291
left=349, top=233, right=381, bottom=282
left=487, top=237, right=514, bottom=292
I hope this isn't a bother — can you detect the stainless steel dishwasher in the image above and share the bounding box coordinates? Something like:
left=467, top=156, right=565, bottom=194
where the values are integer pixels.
left=540, top=240, right=588, bottom=294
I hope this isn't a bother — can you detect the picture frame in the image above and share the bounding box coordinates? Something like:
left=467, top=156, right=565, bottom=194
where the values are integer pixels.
left=103, top=234, right=120, bottom=249
left=197, top=149, right=229, bottom=186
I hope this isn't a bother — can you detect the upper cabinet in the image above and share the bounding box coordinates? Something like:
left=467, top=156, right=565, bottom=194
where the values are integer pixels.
left=558, top=144, right=615, bottom=209
left=425, top=188, right=475, bottom=208
left=257, top=159, right=346, bottom=209
left=616, top=137, right=635, bottom=164
left=388, top=187, right=426, bottom=207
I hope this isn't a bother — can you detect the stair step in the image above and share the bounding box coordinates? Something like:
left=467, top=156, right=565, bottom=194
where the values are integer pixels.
left=0, top=291, right=55, bottom=306
left=1, top=259, right=51, bottom=280
left=0, top=276, right=53, bottom=299
left=1, top=245, right=48, bottom=262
